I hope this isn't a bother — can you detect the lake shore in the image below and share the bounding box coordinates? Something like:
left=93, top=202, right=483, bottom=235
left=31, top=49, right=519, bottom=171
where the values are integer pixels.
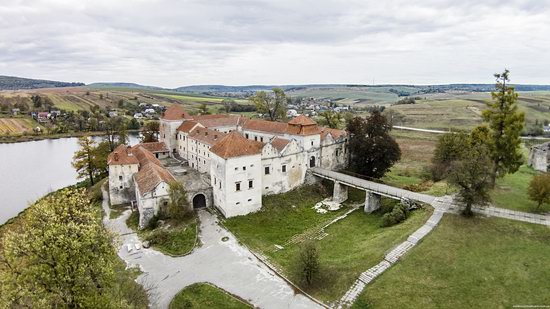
left=0, top=129, right=141, bottom=144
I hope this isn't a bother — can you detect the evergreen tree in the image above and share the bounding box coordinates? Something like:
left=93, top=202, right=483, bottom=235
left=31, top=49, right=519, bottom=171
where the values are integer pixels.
left=482, top=69, right=525, bottom=186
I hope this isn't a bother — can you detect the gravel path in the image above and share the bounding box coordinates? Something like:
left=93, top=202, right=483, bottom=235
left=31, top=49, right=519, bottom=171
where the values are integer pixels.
left=102, top=188, right=322, bottom=309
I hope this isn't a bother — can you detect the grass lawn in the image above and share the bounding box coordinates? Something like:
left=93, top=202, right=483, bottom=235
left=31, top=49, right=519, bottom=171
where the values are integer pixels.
left=224, top=184, right=433, bottom=303
left=169, top=283, right=251, bottom=309
left=491, top=165, right=546, bottom=213
left=353, top=215, right=550, bottom=309
left=127, top=211, right=198, bottom=256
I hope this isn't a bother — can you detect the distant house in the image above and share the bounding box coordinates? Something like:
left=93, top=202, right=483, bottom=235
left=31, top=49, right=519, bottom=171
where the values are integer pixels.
left=108, top=111, right=118, bottom=118
left=144, top=108, right=156, bottom=114
left=543, top=126, right=550, bottom=134
left=50, top=110, right=61, bottom=116
left=528, top=142, right=550, bottom=172
left=11, top=108, right=20, bottom=115
left=37, top=112, right=50, bottom=123
left=287, top=109, right=298, bottom=117
left=134, top=113, right=144, bottom=119
left=139, top=103, right=148, bottom=107
left=151, top=104, right=160, bottom=108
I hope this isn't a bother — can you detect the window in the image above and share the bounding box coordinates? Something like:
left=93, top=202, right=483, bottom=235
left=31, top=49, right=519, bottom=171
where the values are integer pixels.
left=246, top=133, right=249, bottom=139
left=248, top=180, right=253, bottom=189
left=254, top=136, right=258, bottom=141
left=243, top=166, right=246, bottom=171
left=119, top=185, right=123, bottom=189
left=264, top=166, right=270, bottom=175
left=250, top=164, right=254, bottom=167
left=214, top=178, right=217, bottom=185
left=248, top=198, right=252, bottom=202
left=219, top=181, right=222, bottom=189
left=236, top=202, right=240, bottom=205
left=235, top=167, right=238, bottom=171
left=260, top=137, right=264, bottom=142
left=119, top=175, right=122, bottom=181
left=236, top=182, right=241, bottom=191
left=311, top=141, right=314, bottom=146
left=282, top=165, right=287, bottom=173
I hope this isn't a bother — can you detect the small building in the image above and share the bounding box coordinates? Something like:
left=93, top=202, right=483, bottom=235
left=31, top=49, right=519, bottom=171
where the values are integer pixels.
left=144, top=108, right=156, bottom=114
left=528, top=142, right=550, bottom=172
left=108, top=111, right=118, bottom=118
left=543, top=126, right=550, bottom=134
left=37, top=112, right=50, bottom=123
left=11, top=108, right=20, bottom=115
left=134, top=113, right=144, bottom=119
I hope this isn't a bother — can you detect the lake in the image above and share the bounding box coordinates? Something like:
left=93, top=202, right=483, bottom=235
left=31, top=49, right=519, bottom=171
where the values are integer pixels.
left=0, top=135, right=139, bottom=224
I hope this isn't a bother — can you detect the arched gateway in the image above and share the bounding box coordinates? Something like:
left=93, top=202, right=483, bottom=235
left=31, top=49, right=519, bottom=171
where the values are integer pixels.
left=192, top=194, right=207, bottom=209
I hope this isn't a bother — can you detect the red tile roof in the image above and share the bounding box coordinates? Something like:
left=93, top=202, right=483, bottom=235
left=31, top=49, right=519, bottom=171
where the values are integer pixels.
left=210, top=131, right=263, bottom=159
left=242, top=119, right=288, bottom=135
left=177, top=120, right=200, bottom=133
left=193, top=114, right=246, bottom=128
left=131, top=145, right=163, bottom=167
left=107, top=144, right=139, bottom=165
left=321, top=127, right=347, bottom=141
left=161, top=105, right=190, bottom=120
left=140, top=142, right=169, bottom=153
left=288, top=115, right=317, bottom=126
left=134, top=162, right=175, bottom=196
left=270, top=137, right=290, bottom=152
left=188, top=127, right=227, bottom=146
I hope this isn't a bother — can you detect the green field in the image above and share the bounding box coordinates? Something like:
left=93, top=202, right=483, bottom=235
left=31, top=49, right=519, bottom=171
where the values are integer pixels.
left=353, top=215, right=550, bottom=308
left=169, top=283, right=251, bottom=309
left=224, top=185, right=432, bottom=303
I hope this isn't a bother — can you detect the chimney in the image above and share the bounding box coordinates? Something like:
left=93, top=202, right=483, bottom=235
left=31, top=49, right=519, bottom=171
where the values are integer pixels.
left=214, top=134, right=218, bottom=139
left=114, top=153, right=119, bottom=161
left=205, top=131, right=208, bottom=136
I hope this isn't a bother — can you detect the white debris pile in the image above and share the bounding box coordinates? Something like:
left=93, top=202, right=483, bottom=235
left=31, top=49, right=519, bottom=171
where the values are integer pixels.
left=313, top=198, right=343, bottom=214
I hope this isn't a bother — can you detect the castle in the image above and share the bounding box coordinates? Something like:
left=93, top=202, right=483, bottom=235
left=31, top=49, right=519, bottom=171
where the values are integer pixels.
left=108, top=105, right=348, bottom=227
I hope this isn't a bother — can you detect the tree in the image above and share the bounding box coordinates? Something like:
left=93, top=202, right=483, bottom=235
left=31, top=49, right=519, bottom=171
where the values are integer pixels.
left=142, top=121, right=160, bottom=143
left=319, top=111, right=343, bottom=129
left=221, top=98, right=236, bottom=113
left=448, top=143, right=493, bottom=216
left=250, top=88, right=287, bottom=121
left=197, top=103, right=210, bottom=115
left=167, top=181, right=190, bottom=220
left=430, top=131, right=470, bottom=181
left=298, top=241, right=319, bottom=286
left=0, top=188, right=118, bottom=307
left=528, top=173, right=550, bottom=211
left=347, top=112, right=401, bottom=178
left=127, top=118, right=141, bottom=130
left=482, top=69, right=525, bottom=186
left=104, top=117, right=127, bottom=151
left=72, top=137, right=99, bottom=185
left=31, top=95, right=42, bottom=108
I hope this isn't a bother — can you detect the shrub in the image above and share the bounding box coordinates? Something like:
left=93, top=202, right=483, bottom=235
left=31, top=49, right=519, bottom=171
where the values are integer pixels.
left=381, top=203, right=410, bottom=227
left=147, top=215, right=160, bottom=230
left=146, top=229, right=169, bottom=245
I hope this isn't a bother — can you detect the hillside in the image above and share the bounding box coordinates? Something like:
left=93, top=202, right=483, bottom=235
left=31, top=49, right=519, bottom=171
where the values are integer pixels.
left=0, top=76, right=84, bottom=90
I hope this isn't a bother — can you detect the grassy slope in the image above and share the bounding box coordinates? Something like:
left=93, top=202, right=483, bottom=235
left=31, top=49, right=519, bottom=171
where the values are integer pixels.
left=354, top=215, right=550, bottom=309
left=224, top=185, right=432, bottom=303
left=491, top=165, right=545, bottom=213
left=169, top=283, right=251, bottom=309
left=127, top=211, right=198, bottom=256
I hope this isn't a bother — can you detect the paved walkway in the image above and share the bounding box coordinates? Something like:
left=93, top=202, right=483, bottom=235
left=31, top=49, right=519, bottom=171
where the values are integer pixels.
left=101, top=190, right=322, bottom=309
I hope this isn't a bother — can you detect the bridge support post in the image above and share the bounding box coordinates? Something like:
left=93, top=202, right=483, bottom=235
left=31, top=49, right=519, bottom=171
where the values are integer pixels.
left=333, top=181, right=348, bottom=203
left=364, top=192, right=381, bottom=213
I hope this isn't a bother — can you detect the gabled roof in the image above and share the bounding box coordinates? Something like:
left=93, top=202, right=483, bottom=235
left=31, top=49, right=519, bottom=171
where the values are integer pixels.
left=210, top=131, right=263, bottom=159
left=140, top=141, right=169, bottom=153
left=131, top=145, right=163, bottom=167
left=108, top=144, right=139, bottom=165
left=270, top=137, right=291, bottom=152
left=193, top=114, right=246, bottom=128
left=177, top=120, right=201, bottom=133
left=188, top=127, right=227, bottom=146
left=241, top=119, right=288, bottom=135
left=161, top=105, right=190, bottom=120
left=134, top=162, right=175, bottom=196
left=321, top=127, right=347, bottom=141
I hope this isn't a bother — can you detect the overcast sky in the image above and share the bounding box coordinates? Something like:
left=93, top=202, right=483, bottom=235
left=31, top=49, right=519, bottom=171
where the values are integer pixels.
left=1, top=0, right=549, bottom=88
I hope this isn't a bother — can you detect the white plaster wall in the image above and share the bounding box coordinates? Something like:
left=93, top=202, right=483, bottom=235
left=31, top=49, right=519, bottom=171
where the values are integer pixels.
left=242, top=130, right=281, bottom=143
left=108, top=163, right=139, bottom=205
left=160, top=119, right=183, bottom=153
left=211, top=153, right=262, bottom=217
left=187, top=139, right=212, bottom=174
left=529, top=148, right=549, bottom=172
left=135, top=181, right=170, bottom=215
left=320, top=138, right=347, bottom=170
left=261, top=141, right=306, bottom=195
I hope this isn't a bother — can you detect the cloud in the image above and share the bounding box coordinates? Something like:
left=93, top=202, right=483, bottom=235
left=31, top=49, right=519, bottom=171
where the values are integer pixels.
left=0, top=0, right=549, bottom=87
